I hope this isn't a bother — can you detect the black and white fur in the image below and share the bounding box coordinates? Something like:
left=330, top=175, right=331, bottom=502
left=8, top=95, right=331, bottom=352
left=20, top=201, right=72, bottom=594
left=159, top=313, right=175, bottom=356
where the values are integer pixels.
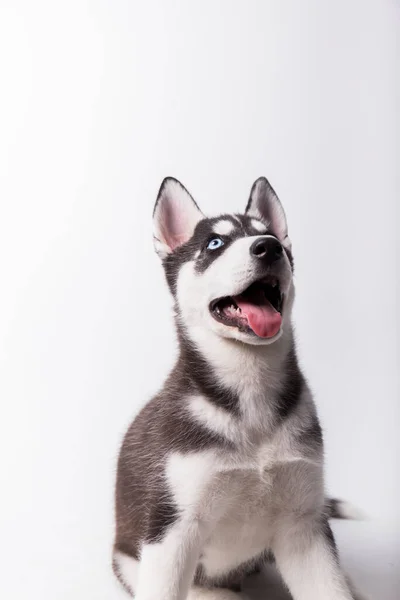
left=113, top=177, right=366, bottom=600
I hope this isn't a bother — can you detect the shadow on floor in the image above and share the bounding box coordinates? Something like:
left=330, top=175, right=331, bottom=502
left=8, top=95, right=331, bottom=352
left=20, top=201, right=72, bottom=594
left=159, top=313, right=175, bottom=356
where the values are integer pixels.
left=243, top=565, right=292, bottom=600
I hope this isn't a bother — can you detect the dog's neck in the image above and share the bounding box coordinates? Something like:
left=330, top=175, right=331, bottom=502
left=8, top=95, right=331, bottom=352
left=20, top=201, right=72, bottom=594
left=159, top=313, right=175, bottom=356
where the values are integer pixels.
left=179, top=323, right=295, bottom=402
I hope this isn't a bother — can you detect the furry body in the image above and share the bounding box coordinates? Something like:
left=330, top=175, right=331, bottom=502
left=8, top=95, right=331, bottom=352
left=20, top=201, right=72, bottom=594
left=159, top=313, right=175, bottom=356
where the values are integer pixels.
left=113, top=177, right=365, bottom=600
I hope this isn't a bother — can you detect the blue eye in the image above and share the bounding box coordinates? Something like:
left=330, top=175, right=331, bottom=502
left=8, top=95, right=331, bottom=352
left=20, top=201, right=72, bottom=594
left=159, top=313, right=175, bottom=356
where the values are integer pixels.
left=207, top=237, right=224, bottom=250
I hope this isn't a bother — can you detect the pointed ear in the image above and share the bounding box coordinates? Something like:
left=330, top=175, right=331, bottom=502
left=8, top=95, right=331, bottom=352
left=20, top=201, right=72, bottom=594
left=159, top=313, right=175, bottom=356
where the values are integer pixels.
left=153, top=177, right=204, bottom=258
left=246, top=177, right=291, bottom=250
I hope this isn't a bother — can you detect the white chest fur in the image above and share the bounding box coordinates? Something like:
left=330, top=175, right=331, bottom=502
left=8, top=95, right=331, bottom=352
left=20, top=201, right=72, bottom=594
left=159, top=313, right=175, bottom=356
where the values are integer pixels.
left=165, top=441, right=309, bottom=579
left=200, top=468, right=275, bottom=577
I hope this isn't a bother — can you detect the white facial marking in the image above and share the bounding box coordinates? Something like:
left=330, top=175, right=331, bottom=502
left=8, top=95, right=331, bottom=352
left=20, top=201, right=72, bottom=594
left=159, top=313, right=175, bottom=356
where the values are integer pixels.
left=251, top=218, right=268, bottom=233
left=176, top=231, right=293, bottom=346
left=212, top=219, right=235, bottom=236
left=179, top=234, right=292, bottom=308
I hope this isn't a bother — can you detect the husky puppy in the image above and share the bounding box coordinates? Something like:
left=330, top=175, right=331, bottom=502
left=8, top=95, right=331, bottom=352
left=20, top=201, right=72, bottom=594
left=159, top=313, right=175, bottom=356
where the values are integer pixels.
left=113, top=177, right=365, bottom=600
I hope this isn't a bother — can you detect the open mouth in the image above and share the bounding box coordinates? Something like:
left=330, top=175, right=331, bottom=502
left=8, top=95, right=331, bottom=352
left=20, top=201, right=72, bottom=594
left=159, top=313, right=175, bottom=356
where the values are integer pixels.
left=209, top=277, right=284, bottom=339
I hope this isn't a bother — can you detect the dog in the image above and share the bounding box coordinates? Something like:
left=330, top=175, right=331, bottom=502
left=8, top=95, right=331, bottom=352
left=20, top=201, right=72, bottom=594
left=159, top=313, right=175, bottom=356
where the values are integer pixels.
left=113, top=177, right=366, bottom=600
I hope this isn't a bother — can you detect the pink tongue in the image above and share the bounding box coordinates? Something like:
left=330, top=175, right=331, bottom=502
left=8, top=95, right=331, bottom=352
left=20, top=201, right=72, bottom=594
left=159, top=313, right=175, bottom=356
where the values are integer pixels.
left=235, top=298, right=282, bottom=338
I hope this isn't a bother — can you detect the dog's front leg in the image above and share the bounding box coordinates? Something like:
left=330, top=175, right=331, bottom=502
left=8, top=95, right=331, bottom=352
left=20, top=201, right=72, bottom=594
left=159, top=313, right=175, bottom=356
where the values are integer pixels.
left=273, top=517, right=354, bottom=600
left=134, top=516, right=203, bottom=600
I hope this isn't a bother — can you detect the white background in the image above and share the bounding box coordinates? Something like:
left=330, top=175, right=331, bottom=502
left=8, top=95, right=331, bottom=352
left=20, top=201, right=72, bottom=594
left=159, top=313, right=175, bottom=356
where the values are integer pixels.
left=0, top=1, right=398, bottom=599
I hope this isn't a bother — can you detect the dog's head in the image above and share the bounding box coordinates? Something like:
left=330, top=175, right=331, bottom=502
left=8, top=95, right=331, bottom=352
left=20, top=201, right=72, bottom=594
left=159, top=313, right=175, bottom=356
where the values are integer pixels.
left=153, top=177, right=295, bottom=346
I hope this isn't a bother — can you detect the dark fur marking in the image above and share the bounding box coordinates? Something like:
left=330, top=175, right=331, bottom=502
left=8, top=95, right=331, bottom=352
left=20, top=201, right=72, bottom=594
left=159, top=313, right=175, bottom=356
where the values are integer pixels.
left=276, top=346, right=304, bottom=420
left=114, top=354, right=232, bottom=556
left=145, top=497, right=178, bottom=543
left=178, top=327, right=241, bottom=414
left=162, top=212, right=280, bottom=294
left=325, top=498, right=353, bottom=520
left=193, top=216, right=242, bottom=274
left=299, top=413, right=323, bottom=451
left=329, top=498, right=342, bottom=518
left=320, top=518, right=339, bottom=560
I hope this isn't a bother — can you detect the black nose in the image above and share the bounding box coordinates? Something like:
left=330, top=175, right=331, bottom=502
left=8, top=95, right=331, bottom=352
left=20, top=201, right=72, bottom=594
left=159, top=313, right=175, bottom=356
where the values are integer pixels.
left=250, top=236, right=283, bottom=262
